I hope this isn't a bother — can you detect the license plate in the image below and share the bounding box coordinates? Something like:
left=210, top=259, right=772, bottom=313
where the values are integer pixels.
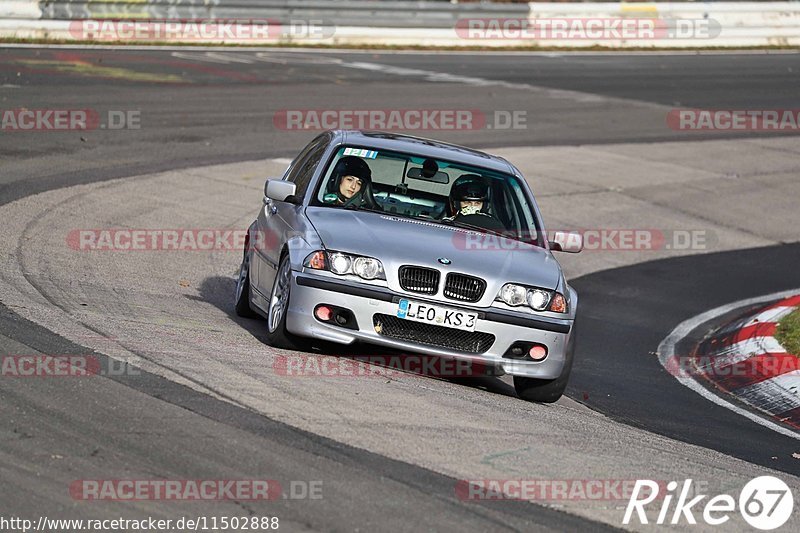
left=396, top=299, right=478, bottom=332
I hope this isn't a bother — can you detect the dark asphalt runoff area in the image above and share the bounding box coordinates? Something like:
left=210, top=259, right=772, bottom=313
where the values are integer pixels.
left=2, top=48, right=799, bottom=203
left=1, top=46, right=799, bottom=527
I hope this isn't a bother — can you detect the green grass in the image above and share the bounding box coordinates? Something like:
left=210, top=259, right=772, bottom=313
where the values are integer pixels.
left=776, top=308, right=800, bottom=357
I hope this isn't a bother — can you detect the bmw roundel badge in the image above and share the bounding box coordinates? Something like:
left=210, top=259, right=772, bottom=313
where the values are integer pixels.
left=437, top=257, right=452, bottom=265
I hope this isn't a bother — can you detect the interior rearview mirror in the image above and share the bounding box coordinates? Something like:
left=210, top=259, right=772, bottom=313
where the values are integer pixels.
left=406, top=167, right=450, bottom=184
left=548, top=230, right=583, bottom=253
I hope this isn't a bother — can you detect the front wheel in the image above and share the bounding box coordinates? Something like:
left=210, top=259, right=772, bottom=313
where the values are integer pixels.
left=514, top=324, right=576, bottom=403
left=234, top=249, right=257, bottom=318
left=265, top=254, right=306, bottom=350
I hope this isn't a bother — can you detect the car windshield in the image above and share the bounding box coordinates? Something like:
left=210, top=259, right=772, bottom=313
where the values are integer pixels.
left=312, top=146, right=541, bottom=245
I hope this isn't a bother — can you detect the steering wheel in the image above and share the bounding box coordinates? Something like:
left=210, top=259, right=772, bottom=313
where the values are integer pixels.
left=455, top=213, right=507, bottom=233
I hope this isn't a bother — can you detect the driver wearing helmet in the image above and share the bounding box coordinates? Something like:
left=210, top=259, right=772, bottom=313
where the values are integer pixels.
left=443, top=174, right=505, bottom=231
left=323, top=155, right=379, bottom=210
left=445, top=175, right=490, bottom=218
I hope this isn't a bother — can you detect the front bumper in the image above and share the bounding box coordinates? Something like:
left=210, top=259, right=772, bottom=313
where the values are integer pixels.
left=285, top=272, right=574, bottom=379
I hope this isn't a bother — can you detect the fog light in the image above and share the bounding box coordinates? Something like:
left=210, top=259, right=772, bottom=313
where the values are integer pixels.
left=335, top=312, right=348, bottom=325
left=528, top=344, right=548, bottom=361
left=315, top=305, right=333, bottom=322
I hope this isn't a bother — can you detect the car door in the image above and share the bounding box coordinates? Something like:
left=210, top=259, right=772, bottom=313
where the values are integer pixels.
left=255, top=133, right=330, bottom=295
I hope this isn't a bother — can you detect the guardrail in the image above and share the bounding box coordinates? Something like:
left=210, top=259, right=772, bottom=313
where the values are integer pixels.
left=26, top=1, right=531, bottom=27
left=1, top=1, right=799, bottom=48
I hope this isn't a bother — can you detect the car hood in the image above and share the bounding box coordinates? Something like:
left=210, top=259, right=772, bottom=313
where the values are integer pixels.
left=306, top=207, right=562, bottom=290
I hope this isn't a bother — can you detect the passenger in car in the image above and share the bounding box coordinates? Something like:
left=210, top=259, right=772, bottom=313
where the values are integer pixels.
left=323, top=155, right=380, bottom=210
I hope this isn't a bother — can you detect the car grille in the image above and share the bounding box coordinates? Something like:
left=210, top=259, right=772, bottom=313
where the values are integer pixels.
left=444, top=273, right=486, bottom=302
left=398, top=266, right=440, bottom=295
left=373, top=314, right=495, bottom=354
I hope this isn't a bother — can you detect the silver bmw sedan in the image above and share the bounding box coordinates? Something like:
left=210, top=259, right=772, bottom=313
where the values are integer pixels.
left=235, top=130, right=582, bottom=402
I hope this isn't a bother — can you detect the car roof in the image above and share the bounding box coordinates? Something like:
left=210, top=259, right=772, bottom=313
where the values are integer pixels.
left=335, top=130, right=518, bottom=176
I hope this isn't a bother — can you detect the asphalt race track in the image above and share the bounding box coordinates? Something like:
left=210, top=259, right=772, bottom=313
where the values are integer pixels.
left=569, top=243, right=800, bottom=473
left=1, top=46, right=799, bottom=531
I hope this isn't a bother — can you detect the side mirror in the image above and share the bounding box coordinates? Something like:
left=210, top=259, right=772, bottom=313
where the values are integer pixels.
left=548, top=230, right=583, bottom=253
left=265, top=179, right=298, bottom=203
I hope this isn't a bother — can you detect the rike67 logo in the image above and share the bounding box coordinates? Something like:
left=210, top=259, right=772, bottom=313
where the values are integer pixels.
left=624, top=477, right=794, bottom=530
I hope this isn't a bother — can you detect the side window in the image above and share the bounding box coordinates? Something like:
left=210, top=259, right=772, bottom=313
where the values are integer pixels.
left=286, top=134, right=329, bottom=199
left=507, top=178, right=539, bottom=243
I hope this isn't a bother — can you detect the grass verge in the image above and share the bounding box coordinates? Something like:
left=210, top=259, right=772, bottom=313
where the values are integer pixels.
left=776, top=307, right=800, bottom=357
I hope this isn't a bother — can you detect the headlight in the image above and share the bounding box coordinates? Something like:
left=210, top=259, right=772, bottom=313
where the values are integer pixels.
left=329, top=253, right=352, bottom=275
left=303, top=251, right=386, bottom=280
left=499, top=284, right=527, bottom=306
left=497, top=284, right=567, bottom=313
left=526, top=288, right=551, bottom=311
left=353, top=257, right=384, bottom=280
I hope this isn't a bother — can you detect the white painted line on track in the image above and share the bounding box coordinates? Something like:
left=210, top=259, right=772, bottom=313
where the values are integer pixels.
left=170, top=51, right=241, bottom=64
left=164, top=50, right=654, bottom=106
left=204, top=52, right=257, bottom=64
left=658, top=288, right=800, bottom=441
left=750, top=306, right=797, bottom=325
left=335, top=60, right=651, bottom=106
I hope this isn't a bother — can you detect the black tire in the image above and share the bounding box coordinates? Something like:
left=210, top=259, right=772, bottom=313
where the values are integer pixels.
left=265, top=253, right=307, bottom=350
left=513, top=322, right=577, bottom=403
left=234, top=248, right=258, bottom=318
